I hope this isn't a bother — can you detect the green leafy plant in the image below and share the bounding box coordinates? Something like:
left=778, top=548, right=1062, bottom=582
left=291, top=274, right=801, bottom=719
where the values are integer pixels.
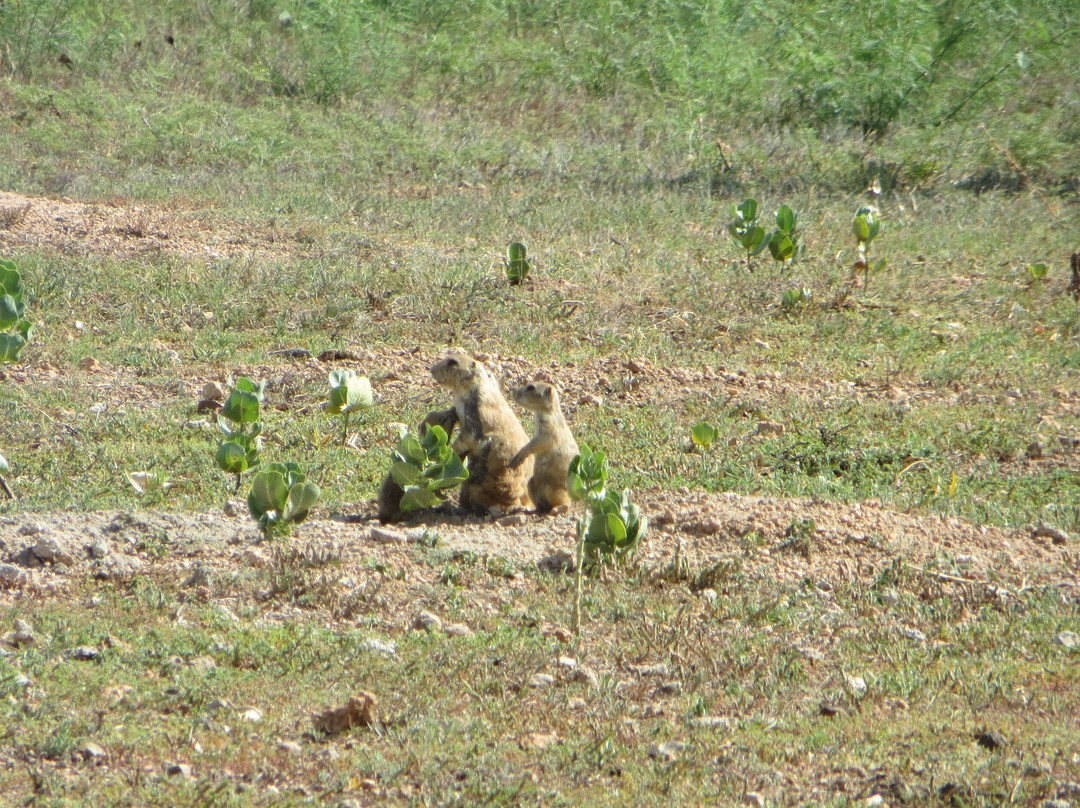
left=0, top=258, right=33, bottom=363
left=248, top=461, right=321, bottom=539
left=780, top=287, right=814, bottom=312
left=767, top=204, right=802, bottom=267
left=215, top=377, right=265, bottom=491
left=504, top=241, right=531, bottom=285
left=567, top=444, right=647, bottom=632
left=324, top=369, right=374, bottom=446
left=727, top=198, right=770, bottom=269
left=389, top=425, right=469, bottom=512
left=1026, top=262, right=1048, bottom=281
left=691, top=421, right=717, bottom=451
left=853, top=206, right=886, bottom=290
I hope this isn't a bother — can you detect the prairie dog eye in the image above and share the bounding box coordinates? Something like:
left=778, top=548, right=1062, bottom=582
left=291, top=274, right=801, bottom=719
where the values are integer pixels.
left=446, top=358, right=458, bottom=366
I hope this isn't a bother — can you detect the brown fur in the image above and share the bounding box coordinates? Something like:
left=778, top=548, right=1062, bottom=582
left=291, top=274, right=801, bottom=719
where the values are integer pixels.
left=430, top=351, right=532, bottom=513
left=376, top=408, right=458, bottom=524
left=510, top=381, right=579, bottom=513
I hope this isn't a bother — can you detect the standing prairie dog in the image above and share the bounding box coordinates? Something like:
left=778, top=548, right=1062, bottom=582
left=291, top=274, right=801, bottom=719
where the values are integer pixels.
left=430, top=351, right=533, bottom=513
left=509, top=381, right=579, bottom=513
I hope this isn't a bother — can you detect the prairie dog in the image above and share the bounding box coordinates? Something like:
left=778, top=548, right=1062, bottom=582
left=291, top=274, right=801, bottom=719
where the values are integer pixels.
left=510, top=381, right=579, bottom=513
left=430, top=351, right=532, bottom=513
left=377, top=408, right=458, bottom=524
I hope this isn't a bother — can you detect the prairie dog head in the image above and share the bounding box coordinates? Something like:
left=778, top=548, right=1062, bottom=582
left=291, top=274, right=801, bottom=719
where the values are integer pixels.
left=431, top=351, right=486, bottom=392
left=513, top=381, right=559, bottom=412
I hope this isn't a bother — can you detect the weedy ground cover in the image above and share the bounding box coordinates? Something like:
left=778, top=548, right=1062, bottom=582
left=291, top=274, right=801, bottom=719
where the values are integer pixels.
left=0, top=0, right=1079, bottom=804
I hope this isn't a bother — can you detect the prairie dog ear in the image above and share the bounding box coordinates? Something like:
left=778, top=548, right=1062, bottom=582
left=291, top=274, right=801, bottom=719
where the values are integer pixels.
left=542, top=385, right=554, bottom=401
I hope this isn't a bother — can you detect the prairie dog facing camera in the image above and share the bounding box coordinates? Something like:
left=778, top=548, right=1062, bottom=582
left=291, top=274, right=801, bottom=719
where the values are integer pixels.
left=430, top=350, right=532, bottom=513
left=509, top=380, right=579, bottom=513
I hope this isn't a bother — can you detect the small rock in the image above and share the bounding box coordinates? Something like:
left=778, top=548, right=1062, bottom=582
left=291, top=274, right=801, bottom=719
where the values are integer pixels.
left=845, top=674, right=868, bottom=696
left=529, top=673, right=555, bottom=689
left=369, top=527, right=407, bottom=545
left=572, top=666, right=599, bottom=688
left=1033, top=525, right=1069, bottom=545
left=215, top=605, right=238, bottom=623
left=242, top=547, right=269, bottom=568
left=1057, top=631, right=1079, bottom=650
left=223, top=499, right=244, bottom=518
left=165, top=763, right=193, bottom=779
left=865, top=796, right=885, bottom=807
left=444, top=623, right=473, bottom=638
left=13, top=619, right=35, bottom=646
left=94, top=553, right=144, bottom=580
left=743, top=793, right=766, bottom=808
left=567, top=697, right=586, bottom=711
left=18, top=523, right=44, bottom=536
left=205, top=698, right=233, bottom=713
left=88, top=541, right=109, bottom=559
left=629, top=663, right=669, bottom=678
left=13, top=674, right=32, bottom=688
left=557, top=656, right=577, bottom=669
left=753, top=339, right=771, bottom=350
left=240, top=708, right=263, bottom=723
left=698, top=588, right=719, bottom=603
left=79, top=356, right=103, bottom=372
left=900, top=626, right=927, bottom=642
left=0, top=564, right=26, bottom=587
left=538, top=552, right=574, bottom=573
left=689, top=716, right=731, bottom=730
left=32, top=537, right=76, bottom=566
left=648, top=741, right=685, bottom=761
left=496, top=514, right=528, bottom=527
left=550, top=503, right=571, bottom=515
left=975, top=729, right=1008, bottom=750
left=642, top=703, right=664, bottom=718
left=579, top=394, right=603, bottom=406
left=487, top=506, right=505, bottom=519
left=81, top=742, right=107, bottom=760
left=277, top=740, right=303, bottom=754
left=202, top=381, right=227, bottom=401
left=819, top=701, right=845, bottom=717
left=1025, top=441, right=1044, bottom=459
left=520, top=731, right=559, bottom=750
left=361, top=638, right=398, bottom=656
left=411, top=611, right=442, bottom=632
left=1042, top=801, right=1071, bottom=808
left=190, top=656, right=216, bottom=673
left=68, top=646, right=100, bottom=661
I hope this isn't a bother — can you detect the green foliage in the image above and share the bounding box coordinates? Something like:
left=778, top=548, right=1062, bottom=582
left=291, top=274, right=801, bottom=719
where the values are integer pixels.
left=780, top=287, right=813, bottom=312
left=691, top=421, right=717, bottom=452
left=0, top=258, right=33, bottom=363
left=390, top=425, right=469, bottom=512
left=215, top=377, right=266, bottom=488
left=727, top=199, right=770, bottom=268
left=852, top=206, right=886, bottom=290
left=248, top=461, right=321, bottom=538
left=581, top=488, right=647, bottom=565
left=767, top=205, right=802, bottom=266
left=325, top=369, right=374, bottom=445
left=567, top=443, right=609, bottom=503
left=1027, top=262, right=1049, bottom=281
left=504, top=241, right=531, bottom=285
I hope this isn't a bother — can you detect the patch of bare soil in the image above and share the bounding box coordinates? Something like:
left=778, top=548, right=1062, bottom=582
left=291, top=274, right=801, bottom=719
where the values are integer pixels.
left=0, top=190, right=318, bottom=261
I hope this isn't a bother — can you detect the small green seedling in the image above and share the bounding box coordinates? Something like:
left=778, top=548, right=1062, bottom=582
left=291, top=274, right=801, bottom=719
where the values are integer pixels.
left=853, top=206, right=886, bottom=290
left=767, top=204, right=802, bottom=267
left=1027, top=262, right=1049, bottom=281
left=727, top=198, right=770, bottom=269
left=780, top=287, right=814, bottom=312
left=567, top=443, right=647, bottom=631
left=0, top=258, right=33, bottom=363
left=215, top=377, right=265, bottom=490
left=389, top=425, right=469, bottom=512
left=691, top=421, right=718, bottom=452
left=325, top=369, right=374, bottom=446
left=504, top=241, right=531, bottom=285
left=580, top=488, right=647, bottom=566
left=248, top=461, right=321, bottom=539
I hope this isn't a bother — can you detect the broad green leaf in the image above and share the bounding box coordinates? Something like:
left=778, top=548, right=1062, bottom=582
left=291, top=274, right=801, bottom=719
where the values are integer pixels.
left=328, top=368, right=352, bottom=388
left=691, top=421, right=717, bottom=450
left=248, top=470, right=289, bottom=520
left=0, top=295, right=19, bottom=330
left=284, top=482, right=321, bottom=523
left=0, top=454, right=8, bottom=472
left=776, top=205, right=796, bottom=234
left=426, top=452, right=468, bottom=490
left=395, top=434, right=427, bottom=466
left=390, top=461, right=422, bottom=487
left=0, top=333, right=26, bottom=363
left=233, top=377, right=265, bottom=399
left=216, top=441, right=250, bottom=474
left=342, top=375, right=374, bottom=412
left=16, top=320, right=32, bottom=341
left=1027, top=263, right=1048, bottom=279
left=401, top=486, right=441, bottom=512
left=507, top=242, right=527, bottom=261
left=768, top=233, right=795, bottom=262
left=747, top=226, right=770, bottom=256
left=0, top=264, right=23, bottom=303
left=222, top=389, right=260, bottom=425
left=735, top=198, right=757, bottom=223
left=853, top=215, right=871, bottom=243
